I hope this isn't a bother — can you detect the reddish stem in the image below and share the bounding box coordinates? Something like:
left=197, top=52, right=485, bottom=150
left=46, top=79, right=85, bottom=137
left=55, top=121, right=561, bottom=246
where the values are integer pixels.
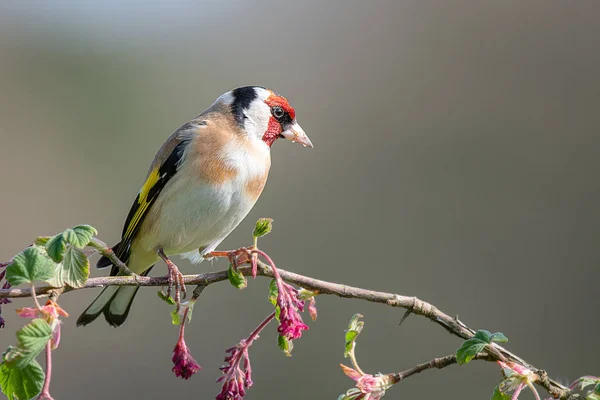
left=247, top=311, right=276, bottom=345
left=253, top=249, right=282, bottom=281
left=229, top=312, right=276, bottom=375
left=227, top=312, right=276, bottom=372
left=179, top=307, right=190, bottom=341
left=38, top=341, right=54, bottom=400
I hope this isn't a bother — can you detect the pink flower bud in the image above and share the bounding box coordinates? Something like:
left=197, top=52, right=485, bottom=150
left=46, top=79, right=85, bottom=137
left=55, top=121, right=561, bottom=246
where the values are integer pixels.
left=15, top=307, right=39, bottom=319
left=308, top=297, right=317, bottom=321
left=172, top=337, right=201, bottom=379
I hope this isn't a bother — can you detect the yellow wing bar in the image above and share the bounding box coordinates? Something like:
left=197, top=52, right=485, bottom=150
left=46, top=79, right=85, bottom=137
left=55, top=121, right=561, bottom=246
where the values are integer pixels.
left=123, top=167, right=160, bottom=240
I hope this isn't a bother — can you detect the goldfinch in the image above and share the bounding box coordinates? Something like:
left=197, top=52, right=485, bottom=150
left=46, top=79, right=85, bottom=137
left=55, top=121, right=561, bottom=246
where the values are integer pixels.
left=77, top=86, right=312, bottom=327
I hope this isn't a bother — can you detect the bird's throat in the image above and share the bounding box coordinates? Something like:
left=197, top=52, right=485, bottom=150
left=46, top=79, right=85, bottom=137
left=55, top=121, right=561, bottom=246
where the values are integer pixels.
left=262, top=116, right=281, bottom=147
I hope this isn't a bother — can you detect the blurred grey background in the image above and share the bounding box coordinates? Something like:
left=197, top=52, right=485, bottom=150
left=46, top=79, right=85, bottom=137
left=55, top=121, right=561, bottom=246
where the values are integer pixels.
left=1, top=1, right=599, bottom=399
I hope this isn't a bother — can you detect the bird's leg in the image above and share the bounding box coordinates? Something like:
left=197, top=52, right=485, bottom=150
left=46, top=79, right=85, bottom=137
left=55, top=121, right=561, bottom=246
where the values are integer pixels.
left=157, top=248, right=187, bottom=304
left=206, top=247, right=258, bottom=277
left=229, top=248, right=252, bottom=270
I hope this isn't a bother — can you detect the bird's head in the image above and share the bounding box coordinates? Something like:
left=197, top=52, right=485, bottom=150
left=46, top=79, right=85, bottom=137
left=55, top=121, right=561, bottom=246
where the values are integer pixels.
left=219, top=86, right=313, bottom=149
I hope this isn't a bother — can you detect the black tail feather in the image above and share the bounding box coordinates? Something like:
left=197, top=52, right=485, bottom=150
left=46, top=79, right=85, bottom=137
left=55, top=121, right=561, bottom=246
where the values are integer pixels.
left=96, top=255, right=113, bottom=269
left=103, top=266, right=154, bottom=327
left=77, top=267, right=153, bottom=327
left=103, top=286, right=142, bottom=327
left=81, top=240, right=147, bottom=327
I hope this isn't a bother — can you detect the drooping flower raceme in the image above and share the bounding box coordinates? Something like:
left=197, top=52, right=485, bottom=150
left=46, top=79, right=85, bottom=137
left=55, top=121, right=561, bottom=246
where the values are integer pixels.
left=257, top=250, right=310, bottom=341
left=171, top=306, right=201, bottom=380
left=216, top=342, right=253, bottom=400
left=216, top=312, right=276, bottom=400
left=275, top=281, right=309, bottom=340
left=172, top=336, right=201, bottom=379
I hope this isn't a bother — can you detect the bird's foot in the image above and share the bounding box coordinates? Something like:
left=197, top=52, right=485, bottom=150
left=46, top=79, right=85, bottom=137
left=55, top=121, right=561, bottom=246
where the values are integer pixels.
left=158, top=248, right=187, bottom=306
left=207, top=247, right=259, bottom=278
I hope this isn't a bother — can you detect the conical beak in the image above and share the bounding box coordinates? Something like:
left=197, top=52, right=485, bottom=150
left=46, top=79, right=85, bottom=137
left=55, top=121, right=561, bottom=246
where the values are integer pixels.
left=281, top=122, right=313, bottom=148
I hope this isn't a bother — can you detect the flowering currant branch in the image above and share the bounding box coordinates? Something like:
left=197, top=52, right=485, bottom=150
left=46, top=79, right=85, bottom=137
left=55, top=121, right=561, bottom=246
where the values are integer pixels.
left=0, top=221, right=592, bottom=400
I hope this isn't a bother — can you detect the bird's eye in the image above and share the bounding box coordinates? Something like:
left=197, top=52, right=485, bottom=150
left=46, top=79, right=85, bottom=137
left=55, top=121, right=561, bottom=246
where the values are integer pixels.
left=272, top=106, right=285, bottom=120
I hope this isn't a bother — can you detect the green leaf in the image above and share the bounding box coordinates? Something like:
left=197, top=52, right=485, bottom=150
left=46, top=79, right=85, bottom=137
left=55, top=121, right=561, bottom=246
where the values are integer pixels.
left=6, top=319, right=52, bottom=369
left=268, top=279, right=278, bottom=306
left=61, top=246, right=89, bottom=288
left=33, top=237, right=51, bottom=246
left=298, top=288, right=317, bottom=301
left=277, top=335, right=294, bottom=357
left=456, top=338, right=487, bottom=365
left=46, top=268, right=64, bottom=288
left=490, top=332, right=508, bottom=343
left=171, top=309, right=180, bottom=325
left=0, top=358, right=44, bottom=400
left=253, top=218, right=273, bottom=238
left=186, top=302, right=195, bottom=323
left=457, top=330, right=508, bottom=365
left=45, top=225, right=97, bottom=263
left=6, top=247, right=56, bottom=286
left=267, top=279, right=281, bottom=319
left=227, top=264, right=247, bottom=289
left=344, top=314, right=364, bottom=358
left=48, top=245, right=90, bottom=288
left=68, top=225, right=97, bottom=248
left=157, top=291, right=176, bottom=305
left=45, top=234, right=67, bottom=263
left=473, top=330, right=492, bottom=343
left=490, top=385, right=511, bottom=400
left=471, top=329, right=507, bottom=344
left=573, top=376, right=600, bottom=391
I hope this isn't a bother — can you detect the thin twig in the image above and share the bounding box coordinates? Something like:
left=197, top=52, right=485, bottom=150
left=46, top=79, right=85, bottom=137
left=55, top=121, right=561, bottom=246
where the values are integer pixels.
left=391, top=353, right=493, bottom=383
left=87, top=238, right=137, bottom=276
left=191, top=284, right=208, bottom=300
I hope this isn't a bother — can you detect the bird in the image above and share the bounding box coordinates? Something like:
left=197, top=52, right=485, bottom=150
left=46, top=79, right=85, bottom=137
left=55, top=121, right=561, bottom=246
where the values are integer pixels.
left=77, top=86, right=312, bottom=327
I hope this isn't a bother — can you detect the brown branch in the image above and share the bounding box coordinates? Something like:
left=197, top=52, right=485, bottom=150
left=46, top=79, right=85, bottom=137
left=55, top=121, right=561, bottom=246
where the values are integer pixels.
left=0, top=260, right=578, bottom=399
left=391, top=353, right=493, bottom=383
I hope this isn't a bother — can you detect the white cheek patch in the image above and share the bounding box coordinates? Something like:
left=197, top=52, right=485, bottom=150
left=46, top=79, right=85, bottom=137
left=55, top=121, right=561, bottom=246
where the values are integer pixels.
left=243, top=101, right=271, bottom=141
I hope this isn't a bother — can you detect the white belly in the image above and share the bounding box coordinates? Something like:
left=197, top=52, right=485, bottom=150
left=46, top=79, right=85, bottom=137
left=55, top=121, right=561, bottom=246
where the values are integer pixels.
left=137, top=174, right=258, bottom=260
